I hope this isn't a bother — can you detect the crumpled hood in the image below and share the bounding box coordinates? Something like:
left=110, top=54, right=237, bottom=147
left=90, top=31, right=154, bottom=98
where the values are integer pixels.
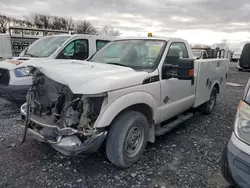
left=25, top=59, right=149, bottom=94
left=0, top=57, right=38, bottom=70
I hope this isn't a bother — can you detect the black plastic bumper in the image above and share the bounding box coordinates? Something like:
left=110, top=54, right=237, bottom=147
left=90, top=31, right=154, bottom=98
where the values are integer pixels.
left=0, top=85, right=30, bottom=103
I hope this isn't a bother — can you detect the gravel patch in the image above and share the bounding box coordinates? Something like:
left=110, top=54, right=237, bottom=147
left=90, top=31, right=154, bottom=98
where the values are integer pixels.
left=0, top=63, right=248, bottom=188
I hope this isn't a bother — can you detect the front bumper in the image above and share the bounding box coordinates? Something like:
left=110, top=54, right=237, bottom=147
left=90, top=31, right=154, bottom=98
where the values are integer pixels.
left=0, top=84, right=30, bottom=103
left=20, top=103, right=107, bottom=155
left=227, top=133, right=250, bottom=188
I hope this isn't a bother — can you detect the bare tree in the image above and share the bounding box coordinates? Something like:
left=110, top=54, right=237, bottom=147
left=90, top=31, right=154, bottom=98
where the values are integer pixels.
left=40, top=14, right=51, bottom=29
left=30, top=14, right=51, bottom=29
left=31, top=14, right=42, bottom=28
left=23, top=15, right=34, bottom=28
left=193, top=44, right=211, bottom=48
left=25, top=20, right=33, bottom=27
left=0, top=15, right=10, bottom=33
left=66, top=17, right=74, bottom=31
left=50, top=16, right=67, bottom=30
left=100, top=25, right=120, bottom=37
left=75, top=20, right=98, bottom=35
left=0, top=13, right=101, bottom=36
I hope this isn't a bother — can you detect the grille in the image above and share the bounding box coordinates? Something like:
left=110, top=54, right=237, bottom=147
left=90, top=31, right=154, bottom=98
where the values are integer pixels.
left=0, top=68, right=10, bottom=86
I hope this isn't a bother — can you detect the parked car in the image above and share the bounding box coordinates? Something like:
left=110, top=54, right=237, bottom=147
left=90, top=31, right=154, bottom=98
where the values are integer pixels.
left=221, top=48, right=250, bottom=188
left=232, top=48, right=242, bottom=62
left=238, top=43, right=250, bottom=71
left=0, top=34, right=113, bottom=103
left=20, top=36, right=229, bottom=168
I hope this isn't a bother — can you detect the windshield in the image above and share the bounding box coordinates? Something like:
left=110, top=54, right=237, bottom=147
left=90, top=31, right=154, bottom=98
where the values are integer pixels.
left=192, top=50, right=202, bottom=58
left=21, top=36, right=70, bottom=58
left=89, top=39, right=166, bottom=70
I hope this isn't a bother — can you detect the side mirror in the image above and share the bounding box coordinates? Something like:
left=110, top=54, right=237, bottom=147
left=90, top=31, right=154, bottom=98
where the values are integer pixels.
left=56, top=51, right=74, bottom=59
left=73, top=51, right=88, bottom=60
left=162, top=58, right=194, bottom=81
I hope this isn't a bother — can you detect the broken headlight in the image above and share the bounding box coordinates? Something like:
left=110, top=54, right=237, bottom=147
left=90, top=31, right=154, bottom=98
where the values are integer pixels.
left=14, top=67, right=31, bottom=77
left=235, top=101, right=250, bottom=145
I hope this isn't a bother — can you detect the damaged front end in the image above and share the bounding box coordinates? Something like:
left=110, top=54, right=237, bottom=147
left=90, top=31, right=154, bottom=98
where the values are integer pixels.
left=20, top=68, right=107, bottom=155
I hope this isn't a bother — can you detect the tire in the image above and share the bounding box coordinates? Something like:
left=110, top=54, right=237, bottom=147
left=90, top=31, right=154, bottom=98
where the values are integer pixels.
left=106, top=110, right=149, bottom=168
left=220, top=146, right=238, bottom=187
left=201, top=87, right=217, bottom=114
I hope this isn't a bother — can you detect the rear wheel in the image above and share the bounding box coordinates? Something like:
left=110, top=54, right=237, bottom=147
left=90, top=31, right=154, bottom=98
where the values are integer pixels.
left=106, top=111, right=149, bottom=168
left=220, top=146, right=238, bottom=187
left=201, top=87, right=217, bottom=114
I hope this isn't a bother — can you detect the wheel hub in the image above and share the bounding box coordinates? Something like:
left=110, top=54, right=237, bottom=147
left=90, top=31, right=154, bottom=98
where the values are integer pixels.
left=125, top=125, right=144, bottom=158
left=209, top=93, right=215, bottom=109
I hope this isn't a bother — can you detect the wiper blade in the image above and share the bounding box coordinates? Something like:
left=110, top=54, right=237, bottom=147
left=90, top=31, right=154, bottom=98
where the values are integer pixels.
left=106, top=62, right=127, bottom=67
left=24, top=53, right=37, bottom=57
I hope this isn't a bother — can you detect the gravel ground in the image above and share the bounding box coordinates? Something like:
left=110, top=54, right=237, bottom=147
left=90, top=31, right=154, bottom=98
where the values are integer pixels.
left=0, top=63, right=249, bottom=188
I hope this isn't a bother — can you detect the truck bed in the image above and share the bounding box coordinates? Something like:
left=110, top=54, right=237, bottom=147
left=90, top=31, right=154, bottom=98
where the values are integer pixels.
left=193, top=58, right=229, bottom=107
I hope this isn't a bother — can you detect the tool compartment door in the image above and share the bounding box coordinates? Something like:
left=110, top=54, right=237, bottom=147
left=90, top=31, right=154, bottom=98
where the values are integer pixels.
left=193, top=59, right=229, bottom=107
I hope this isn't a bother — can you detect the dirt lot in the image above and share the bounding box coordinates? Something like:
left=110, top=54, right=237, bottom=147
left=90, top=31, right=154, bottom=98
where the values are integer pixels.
left=0, top=63, right=248, bottom=188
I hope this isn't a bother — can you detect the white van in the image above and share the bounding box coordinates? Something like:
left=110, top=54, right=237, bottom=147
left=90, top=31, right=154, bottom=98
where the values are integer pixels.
left=0, top=34, right=114, bottom=103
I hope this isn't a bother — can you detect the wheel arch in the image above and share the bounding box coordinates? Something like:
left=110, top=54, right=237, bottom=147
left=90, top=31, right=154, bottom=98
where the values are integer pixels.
left=118, top=103, right=154, bottom=125
left=213, top=82, right=220, bottom=93
left=94, top=92, right=159, bottom=142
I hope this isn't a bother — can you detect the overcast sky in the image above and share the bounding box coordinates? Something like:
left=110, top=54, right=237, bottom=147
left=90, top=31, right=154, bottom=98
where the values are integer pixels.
left=1, top=0, right=250, bottom=46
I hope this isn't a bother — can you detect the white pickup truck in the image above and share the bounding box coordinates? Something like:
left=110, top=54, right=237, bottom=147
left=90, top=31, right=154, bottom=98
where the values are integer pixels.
left=0, top=34, right=113, bottom=103
left=20, top=37, right=229, bottom=168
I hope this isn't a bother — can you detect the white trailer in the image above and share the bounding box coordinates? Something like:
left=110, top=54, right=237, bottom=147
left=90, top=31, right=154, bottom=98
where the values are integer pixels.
left=0, top=34, right=12, bottom=60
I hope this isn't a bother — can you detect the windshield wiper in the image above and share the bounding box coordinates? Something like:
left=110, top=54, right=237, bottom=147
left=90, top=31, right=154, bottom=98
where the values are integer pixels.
left=106, top=62, right=128, bottom=67
left=24, top=53, right=38, bottom=57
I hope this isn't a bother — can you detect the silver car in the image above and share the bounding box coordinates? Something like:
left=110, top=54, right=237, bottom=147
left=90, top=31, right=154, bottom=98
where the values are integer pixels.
left=221, top=78, right=250, bottom=188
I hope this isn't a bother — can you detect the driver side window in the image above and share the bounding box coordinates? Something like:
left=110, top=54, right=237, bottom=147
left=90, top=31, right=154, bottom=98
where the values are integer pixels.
left=164, top=42, right=189, bottom=65
left=58, top=39, right=89, bottom=60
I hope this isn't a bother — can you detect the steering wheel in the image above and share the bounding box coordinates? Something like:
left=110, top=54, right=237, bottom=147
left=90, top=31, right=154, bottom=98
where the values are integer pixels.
left=143, top=57, right=155, bottom=65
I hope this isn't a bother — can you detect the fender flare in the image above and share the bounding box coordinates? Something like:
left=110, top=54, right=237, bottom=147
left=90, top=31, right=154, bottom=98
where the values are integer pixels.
left=94, top=92, right=160, bottom=128
left=207, top=81, right=220, bottom=102
left=211, top=81, right=220, bottom=93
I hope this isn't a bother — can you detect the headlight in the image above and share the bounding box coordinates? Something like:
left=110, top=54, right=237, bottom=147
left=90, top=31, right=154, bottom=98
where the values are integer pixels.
left=235, top=101, right=250, bottom=145
left=14, top=67, right=31, bottom=77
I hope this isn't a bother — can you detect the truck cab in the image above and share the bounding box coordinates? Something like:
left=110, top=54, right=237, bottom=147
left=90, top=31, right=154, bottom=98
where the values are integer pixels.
left=0, top=34, right=114, bottom=103
left=192, top=49, right=208, bottom=59
left=20, top=37, right=229, bottom=168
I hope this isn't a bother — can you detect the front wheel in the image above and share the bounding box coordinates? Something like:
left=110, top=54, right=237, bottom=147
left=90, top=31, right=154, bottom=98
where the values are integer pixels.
left=201, top=87, right=217, bottom=114
left=106, top=111, right=149, bottom=168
